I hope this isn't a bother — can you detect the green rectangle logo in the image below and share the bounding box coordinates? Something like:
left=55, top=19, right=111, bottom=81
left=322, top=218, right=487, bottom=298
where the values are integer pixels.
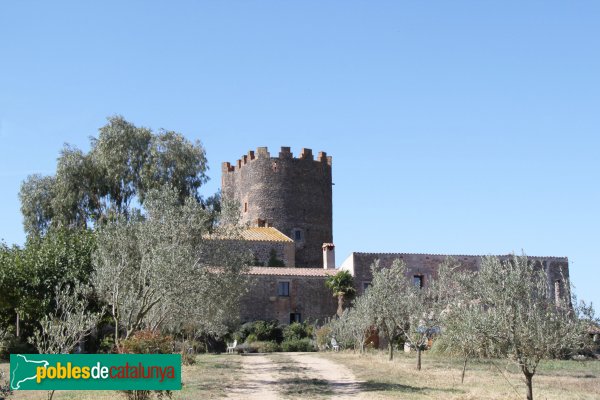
left=10, top=354, right=181, bottom=390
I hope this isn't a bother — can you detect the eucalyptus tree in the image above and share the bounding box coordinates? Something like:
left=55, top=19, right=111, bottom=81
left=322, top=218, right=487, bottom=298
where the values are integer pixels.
left=20, top=116, right=211, bottom=236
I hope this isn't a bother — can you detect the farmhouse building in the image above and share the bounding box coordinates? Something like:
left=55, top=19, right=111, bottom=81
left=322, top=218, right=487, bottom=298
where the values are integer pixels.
left=222, top=147, right=569, bottom=325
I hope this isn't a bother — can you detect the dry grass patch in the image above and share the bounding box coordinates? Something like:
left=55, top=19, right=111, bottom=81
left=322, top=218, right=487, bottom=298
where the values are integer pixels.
left=318, top=351, right=600, bottom=400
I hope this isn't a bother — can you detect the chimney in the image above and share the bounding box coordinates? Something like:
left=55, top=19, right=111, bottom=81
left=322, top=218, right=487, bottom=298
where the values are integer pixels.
left=322, top=243, right=335, bottom=269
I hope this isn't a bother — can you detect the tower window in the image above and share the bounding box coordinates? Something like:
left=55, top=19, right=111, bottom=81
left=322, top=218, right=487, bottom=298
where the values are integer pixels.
left=244, top=202, right=248, bottom=212
left=293, top=229, right=302, bottom=241
left=413, top=275, right=424, bottom=289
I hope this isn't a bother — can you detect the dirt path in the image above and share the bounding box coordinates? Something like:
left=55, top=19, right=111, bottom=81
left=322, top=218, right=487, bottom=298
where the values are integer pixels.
left=227, top=354, right=281, bottom=400
left=287, top=352, right=365, bottom=399
left=228, top=352, right=365, bottom=399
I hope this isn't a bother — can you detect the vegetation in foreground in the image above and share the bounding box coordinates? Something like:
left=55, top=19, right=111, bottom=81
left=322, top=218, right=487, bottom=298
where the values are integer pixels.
left=322, top=350, right=600, bottom=400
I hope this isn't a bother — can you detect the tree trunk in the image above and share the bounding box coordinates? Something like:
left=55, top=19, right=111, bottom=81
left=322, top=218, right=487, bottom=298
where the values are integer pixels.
left=388, top=339, right=394, bottom=361
left=525, top=372, right=534, bottom=400
left=337, top=294, right=344, bottom=316
left=16, top=311, right=20, bottom=338
left=461, top=357, right=468, bottom=383
left=113, top=315, right=120, bottom=350
left=416, top=347, right=422, bottom=370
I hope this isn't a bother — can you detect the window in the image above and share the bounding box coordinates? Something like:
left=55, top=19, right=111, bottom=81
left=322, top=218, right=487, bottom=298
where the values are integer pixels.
left=278, top=281, right=290, bottom=297
left=244, top=202, right=248, bottom=212
left=294, top=230, right=302, bottom=241
left=413, top=275, right=424, bottom=289
left=290, top=313, right=302, bottom=323
left=363, top=282, right=371, bottom=291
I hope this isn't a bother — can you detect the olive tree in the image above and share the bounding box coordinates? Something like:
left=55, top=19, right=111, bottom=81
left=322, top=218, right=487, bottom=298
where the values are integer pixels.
left=365, top=258, right=453, bottom=368
left=366, top=260, right=409, bottom=360
left=451, top=254, right=595, bottom=400
left=29, top=283, right=102, bottom=354
left=92, top=187, right=250, bottom=347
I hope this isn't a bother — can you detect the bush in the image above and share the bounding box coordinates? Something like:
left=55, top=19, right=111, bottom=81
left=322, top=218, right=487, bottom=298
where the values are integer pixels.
left=0, top=334, right=35, bottom=359
left=315, top=325, right=332, bottom=349
left=283, top=322, right=313, bottom=341
left=253, top=320, right=284, bottom=343
left=250, top=341, right=280, bottom=353
left=281, top=338, right=316, bottom=352
left=120, top=331, right=173, bottom=354
left=234, top=320, right=284, bottom=344
left=245, top=333, right=258, bottom=344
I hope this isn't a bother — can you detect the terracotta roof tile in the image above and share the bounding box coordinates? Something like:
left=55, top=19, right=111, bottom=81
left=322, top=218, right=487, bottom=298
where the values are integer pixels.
left=241, top=227, right=293, bottom=242
left=247, top=267, right=337, bottom=277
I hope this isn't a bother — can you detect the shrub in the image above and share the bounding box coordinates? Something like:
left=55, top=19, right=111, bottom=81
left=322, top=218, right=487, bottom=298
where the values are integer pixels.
left=250, top=341, right=280, bottom=353
left=0, top=334, right=35, bottom=359
left=120, top=331, right=173, bottom=354
left=281, top=338, right=316, bottom=352
left=253, top=320, right=284, bottom=343
left=315, top=325, right=332, bottom=349
left=245, top=333, right=258, bottom=344
left=283, top=322, right=313, bottom=341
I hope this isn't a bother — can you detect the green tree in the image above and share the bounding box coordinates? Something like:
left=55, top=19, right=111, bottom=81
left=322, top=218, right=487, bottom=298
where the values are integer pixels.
left=364, top=258, right=450, bottom=367
left=92, top=186, right=250, bottom=347
left=266, top=248, right=285, bottom=267
left=325, top=270, right=356, bottom=317
left=19, top=116, right=210, bottom=236
left=0, top=228, right=96, bottom=338
left=366, top=260, right=408, bottom=361
left=449, top=254, right=596, bottom=400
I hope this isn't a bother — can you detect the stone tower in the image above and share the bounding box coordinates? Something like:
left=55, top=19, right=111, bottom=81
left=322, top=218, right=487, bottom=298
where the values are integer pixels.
left=222, top=146, right=333, bottom=267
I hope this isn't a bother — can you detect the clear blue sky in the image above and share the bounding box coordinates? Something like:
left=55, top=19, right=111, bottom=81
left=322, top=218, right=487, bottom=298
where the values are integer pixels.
left=1, top=1, right=598, bottom=307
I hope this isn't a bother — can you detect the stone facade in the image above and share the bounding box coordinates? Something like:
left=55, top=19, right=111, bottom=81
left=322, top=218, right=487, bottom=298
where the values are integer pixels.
left=239, top=267, right=338, bottom=324
left=222, top=147, right=333, bottom=267
left=340, top=252, right=570, bottom=298
left=220, top=146, right=571, bottom=325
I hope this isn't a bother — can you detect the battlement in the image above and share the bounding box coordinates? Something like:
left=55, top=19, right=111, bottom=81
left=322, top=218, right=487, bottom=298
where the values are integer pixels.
left=222, top=146, right=332, bottom=173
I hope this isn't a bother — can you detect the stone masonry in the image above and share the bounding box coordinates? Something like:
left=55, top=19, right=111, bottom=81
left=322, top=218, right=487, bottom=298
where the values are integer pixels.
left=222, top=147, right=332, bottom=267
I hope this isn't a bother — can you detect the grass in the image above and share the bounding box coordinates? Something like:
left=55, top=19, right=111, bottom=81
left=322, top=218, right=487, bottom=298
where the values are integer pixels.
left=1, top=351, right=598, bottom=399
left=319, top=350, right=600, bottom=399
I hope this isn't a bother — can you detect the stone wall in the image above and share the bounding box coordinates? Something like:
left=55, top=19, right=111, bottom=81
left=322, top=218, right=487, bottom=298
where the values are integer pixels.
left=239, top=269, right=338, bottom=324
left=341, top=252, right=570, bottom=300
left=213, top=239, right=295, bottom=268
left=222, top=146, right=333, bottom=267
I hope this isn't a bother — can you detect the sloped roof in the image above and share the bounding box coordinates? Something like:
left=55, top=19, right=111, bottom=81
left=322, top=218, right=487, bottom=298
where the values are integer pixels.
left=241, top=227, right=293, bottom=242
left=247, top=267, right=337, bottom=277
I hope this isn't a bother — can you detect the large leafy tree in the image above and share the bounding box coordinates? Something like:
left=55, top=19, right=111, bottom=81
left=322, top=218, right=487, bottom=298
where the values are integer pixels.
left=20, top=116, right=211, bottom=236
left=325, top=270, right=356, bottom=317
left=0, top=228, right=96, bottom=337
